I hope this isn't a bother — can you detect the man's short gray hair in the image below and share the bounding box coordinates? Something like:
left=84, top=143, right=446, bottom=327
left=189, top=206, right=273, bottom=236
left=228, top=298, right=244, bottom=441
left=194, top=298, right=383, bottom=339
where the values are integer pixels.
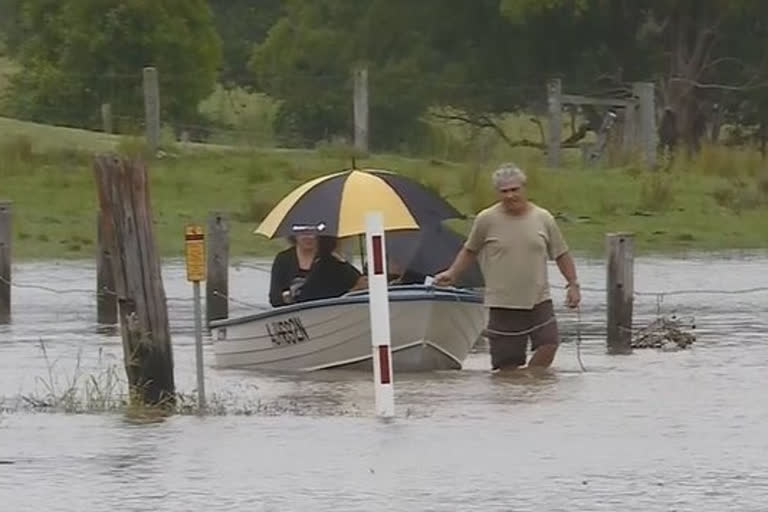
left=491, top=162, right=527, bottom=189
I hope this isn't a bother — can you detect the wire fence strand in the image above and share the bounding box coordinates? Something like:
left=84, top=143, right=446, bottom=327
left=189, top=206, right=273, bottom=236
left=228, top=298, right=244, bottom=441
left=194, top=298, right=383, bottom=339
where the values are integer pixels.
left=4, top=273, right=767, bottom=306
left=2, top=273, right=766, bottom=342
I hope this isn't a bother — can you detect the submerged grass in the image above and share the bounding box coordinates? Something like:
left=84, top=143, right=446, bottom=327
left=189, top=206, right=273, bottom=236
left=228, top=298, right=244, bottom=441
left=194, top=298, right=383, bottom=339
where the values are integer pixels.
left=9, top=341, right=363, bottom=418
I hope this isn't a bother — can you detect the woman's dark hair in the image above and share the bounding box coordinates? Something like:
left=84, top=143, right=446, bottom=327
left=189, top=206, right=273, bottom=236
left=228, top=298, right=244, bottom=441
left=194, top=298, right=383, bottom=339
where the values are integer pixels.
left=317, top=235, right=338, bottom=256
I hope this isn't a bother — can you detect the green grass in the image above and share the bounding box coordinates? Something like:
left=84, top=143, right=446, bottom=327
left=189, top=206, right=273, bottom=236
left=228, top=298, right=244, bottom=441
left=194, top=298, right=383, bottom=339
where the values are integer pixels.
left=0, top=66, right=766, bottom=262
left=1, top=114, right=768, bottom=262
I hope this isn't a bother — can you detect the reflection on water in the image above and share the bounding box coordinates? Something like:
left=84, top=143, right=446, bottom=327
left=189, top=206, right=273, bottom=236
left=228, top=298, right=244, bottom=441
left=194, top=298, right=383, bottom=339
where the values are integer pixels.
left=1, top=252, right=768, bottom=510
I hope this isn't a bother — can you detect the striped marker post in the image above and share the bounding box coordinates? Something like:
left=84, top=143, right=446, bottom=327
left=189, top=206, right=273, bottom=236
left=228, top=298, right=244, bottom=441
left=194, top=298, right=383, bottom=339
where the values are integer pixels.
left=365, top=211, right=395, bottom=418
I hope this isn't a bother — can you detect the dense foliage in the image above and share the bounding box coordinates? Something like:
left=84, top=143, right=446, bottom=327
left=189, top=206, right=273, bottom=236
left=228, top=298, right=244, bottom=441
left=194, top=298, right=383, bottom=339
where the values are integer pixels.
left=3, top=0, right=768, bottom=152
left=3, top=0, right=221, bottom=131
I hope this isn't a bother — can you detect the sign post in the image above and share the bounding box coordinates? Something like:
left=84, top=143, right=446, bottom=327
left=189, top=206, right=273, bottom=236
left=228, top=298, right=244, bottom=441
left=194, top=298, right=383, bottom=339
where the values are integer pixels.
left=364, top=211, right=395, bottom=418
left=185, top=225, right=206, bottom=411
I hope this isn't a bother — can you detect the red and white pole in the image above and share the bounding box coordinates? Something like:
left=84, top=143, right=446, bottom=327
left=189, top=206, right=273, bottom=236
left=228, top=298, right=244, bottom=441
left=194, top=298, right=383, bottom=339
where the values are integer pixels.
left=365, top=211, right=394, bottom=418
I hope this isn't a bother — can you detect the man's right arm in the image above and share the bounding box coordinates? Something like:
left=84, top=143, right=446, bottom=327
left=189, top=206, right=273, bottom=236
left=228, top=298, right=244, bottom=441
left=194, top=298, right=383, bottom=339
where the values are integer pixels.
left=435, top=215, right=484, bottom=285
left=445, top=246, right=477, bottom=279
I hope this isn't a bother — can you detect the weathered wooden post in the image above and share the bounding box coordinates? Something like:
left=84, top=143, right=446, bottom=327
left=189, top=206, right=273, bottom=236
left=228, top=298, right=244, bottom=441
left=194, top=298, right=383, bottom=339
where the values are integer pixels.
left=93, top=154, right=175, bottom=407
left=96, top=211, right=117, bottom=325
left=143, top=67, right=160, bottom=153
left=606, top=233, right=634, bottom=354
left=546, top=78, right=562, bottom=168
left=0, top=201, right=11, bottom=324
left=633, top=82, right=657, bottom=169
left=101, top=103, right=113, bottom=134
left=206, top=211, right=229, bottom=325
left=622, top=102, right=637, bottom=154
left=353, top=64, right=369, bottom=154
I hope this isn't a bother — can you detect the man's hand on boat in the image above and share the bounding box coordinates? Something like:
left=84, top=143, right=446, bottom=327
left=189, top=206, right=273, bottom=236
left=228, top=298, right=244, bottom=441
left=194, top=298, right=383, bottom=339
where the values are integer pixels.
left=433, top=269, right=455, bottom=287
left=434, top=247, right=476, bottom=287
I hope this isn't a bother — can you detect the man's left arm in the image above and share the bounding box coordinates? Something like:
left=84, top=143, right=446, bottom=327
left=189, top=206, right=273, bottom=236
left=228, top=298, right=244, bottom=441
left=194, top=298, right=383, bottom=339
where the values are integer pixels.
left=555, top=251, right=578, bottom=287
left=546, top=213, right=581, bottom=306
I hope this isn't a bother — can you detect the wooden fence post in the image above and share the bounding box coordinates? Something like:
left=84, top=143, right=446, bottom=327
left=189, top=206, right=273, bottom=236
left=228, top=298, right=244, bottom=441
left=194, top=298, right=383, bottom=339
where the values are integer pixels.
left=633, top=82, right=657, bottom=169
left=93, top=154, right=175, bottom=407
left=206, top=211, right=229, bottom=325
left=143, top=67, right=160, bottom=153
left=96, top=211, right=117, bottom=325
left=101, top=103, right=113, bottom=134
left=0, top=201, right=11, bottom=324
left=546, top=78, right=562, bottom=168
left=353, top=65, right=369, bottom=154
left=622, top=102, right=636, bottom=153
left=606, top=233, right=634, bottom=354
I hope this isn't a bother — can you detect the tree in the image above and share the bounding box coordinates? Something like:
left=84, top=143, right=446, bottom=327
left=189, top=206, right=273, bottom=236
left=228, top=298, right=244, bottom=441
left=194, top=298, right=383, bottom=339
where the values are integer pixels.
left=0, top=0, right=23, bottom=52
left=247, top=0, right=768, bottom=154
left=249, top=0, right=535, bottom=150
left=207, top=0, right=282, bottom=90
left=501, top=0, right=768, bottom=154
left=7, top=0, right=222, bottom=131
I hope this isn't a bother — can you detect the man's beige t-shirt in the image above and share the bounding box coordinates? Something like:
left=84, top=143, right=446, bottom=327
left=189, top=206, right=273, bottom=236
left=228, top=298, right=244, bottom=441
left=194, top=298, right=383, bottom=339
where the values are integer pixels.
left=465, top=202, right=568, bottom=310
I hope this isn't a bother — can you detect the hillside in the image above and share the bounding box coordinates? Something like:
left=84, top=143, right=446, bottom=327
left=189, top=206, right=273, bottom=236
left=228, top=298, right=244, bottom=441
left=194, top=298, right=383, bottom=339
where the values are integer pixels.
left=1, top=113, right=767, bottom=262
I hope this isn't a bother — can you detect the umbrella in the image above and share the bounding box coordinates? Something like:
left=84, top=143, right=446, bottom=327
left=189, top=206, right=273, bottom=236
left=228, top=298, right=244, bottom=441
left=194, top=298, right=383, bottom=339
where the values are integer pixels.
left=386, top=223, right=484, bottom=288
left=255, top=168, right=464, bottom=239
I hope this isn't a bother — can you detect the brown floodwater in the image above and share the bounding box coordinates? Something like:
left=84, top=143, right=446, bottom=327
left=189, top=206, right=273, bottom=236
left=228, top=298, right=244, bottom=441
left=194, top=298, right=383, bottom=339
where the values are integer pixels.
left=1, top=252, right=767, bottom=511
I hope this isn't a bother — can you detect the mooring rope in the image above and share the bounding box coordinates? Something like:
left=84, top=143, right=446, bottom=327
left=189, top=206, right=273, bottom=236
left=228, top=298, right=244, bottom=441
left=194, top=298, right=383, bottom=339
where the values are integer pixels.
left=482, top=316, right=558, bottom=337
left=483, top=310, right=587, bottom=372
left=575, top=305, right=586, bottom=372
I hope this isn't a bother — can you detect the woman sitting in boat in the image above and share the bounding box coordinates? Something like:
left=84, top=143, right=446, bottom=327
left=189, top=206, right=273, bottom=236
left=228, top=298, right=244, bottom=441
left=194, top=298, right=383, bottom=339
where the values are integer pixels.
left=268, top=232, right=318, bottom=307
left=296, top=236, right=367, bottom=302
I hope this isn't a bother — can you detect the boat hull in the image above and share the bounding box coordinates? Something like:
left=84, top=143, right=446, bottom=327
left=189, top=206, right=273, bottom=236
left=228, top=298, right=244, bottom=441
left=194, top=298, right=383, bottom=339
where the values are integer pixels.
left=209, top=286, right=487, bottom=372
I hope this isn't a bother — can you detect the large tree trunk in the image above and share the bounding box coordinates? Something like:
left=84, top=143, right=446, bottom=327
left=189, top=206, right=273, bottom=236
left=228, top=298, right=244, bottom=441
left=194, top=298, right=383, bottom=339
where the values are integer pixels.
left=658, top=7, right=720, bottom=154
left=93, top=154, right=175, bottom=408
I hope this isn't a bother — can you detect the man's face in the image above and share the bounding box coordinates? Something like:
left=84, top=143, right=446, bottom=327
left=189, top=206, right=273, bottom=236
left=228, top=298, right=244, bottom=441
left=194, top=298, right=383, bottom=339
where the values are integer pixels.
left=496, top=178, right=527, bottom=213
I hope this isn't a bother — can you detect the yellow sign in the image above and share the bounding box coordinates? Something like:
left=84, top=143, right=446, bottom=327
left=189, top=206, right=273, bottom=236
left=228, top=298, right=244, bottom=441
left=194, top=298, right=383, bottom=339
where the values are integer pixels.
left=185, top=225, right=205, bottom=282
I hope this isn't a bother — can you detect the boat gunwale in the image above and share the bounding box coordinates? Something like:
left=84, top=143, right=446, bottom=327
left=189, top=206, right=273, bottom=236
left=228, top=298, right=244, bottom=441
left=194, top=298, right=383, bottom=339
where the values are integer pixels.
left=209, top=285, right=484, bottom=329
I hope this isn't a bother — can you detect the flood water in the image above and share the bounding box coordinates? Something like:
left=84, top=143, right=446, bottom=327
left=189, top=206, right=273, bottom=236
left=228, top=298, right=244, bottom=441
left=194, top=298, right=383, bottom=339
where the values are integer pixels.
left=1, top=252, right=767, bottom=511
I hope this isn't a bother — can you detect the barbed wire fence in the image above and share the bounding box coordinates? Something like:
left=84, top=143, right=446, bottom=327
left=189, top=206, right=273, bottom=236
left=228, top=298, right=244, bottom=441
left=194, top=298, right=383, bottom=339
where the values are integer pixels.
left=1, top=271, right=766, bottom=343
left=0, top=271, right=270, bottom=340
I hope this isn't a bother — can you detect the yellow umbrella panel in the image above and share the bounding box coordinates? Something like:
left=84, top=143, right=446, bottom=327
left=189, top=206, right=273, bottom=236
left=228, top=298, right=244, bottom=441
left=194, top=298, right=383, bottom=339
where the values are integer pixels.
left=255, top=169, right=462, bottom=239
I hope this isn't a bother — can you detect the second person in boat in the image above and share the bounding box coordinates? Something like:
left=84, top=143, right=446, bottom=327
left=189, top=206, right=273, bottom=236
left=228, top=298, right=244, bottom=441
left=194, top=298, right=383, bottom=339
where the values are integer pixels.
left=297, top=235, right=368, bottom=302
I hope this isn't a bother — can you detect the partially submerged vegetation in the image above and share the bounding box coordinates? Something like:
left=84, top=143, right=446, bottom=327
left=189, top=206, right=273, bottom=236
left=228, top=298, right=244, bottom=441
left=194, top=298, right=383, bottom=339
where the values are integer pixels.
left=8, top=341, right=364, bottom=417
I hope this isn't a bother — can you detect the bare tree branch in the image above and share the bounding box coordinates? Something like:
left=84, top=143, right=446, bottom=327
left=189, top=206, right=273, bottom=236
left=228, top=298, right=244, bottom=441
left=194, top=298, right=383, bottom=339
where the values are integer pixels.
left=698, top=56, right=751, bottom=74
left=670, top=76, right=768, bottom=91
left=562, top=123, right=591, bottom=145
left=431, top=112, right=583, bottom=150
left=530, top=117, right=545, bottom=145
left=430, top=112, right=544, bottom=149
left=687, top=19, right=720, bottom=79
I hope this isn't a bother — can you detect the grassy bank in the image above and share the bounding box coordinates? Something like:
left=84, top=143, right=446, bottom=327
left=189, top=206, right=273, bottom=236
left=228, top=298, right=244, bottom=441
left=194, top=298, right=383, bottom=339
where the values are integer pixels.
left=1, top=118, right=768, bottom=262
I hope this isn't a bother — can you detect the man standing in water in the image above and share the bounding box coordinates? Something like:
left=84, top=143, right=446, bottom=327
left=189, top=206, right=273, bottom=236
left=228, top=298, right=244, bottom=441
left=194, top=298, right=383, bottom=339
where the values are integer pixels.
left=434, top=163, right=581, bottom=370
